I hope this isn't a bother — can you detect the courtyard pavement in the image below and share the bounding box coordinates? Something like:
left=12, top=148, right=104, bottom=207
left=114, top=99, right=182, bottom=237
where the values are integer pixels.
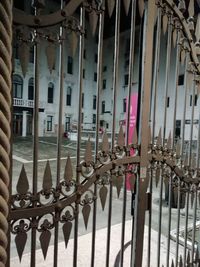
left=9, top=137, right=199, bottom=266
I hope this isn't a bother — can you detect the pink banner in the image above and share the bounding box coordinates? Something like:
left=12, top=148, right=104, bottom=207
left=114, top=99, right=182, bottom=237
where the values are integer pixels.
left=125, top=93, right=138, bottom=190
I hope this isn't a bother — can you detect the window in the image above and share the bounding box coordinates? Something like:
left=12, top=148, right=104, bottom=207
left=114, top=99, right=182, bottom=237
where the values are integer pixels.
left=82, top=93, right=84, bottom=108
left=83, top=69, right=85, bottom=79
left=81, top=112, right=84, bottom=123
left=47, top=82, right=54, bottom=103
left=13, top=74, right=23, bottom=98
left=124, top=74, right=129, bottom=86
left=29, top=46, right=34, bottom=63
left=67, top=56, right=73, bottom=74
left=28, top=78, right=34, bottom=100
left=47, top=116, right=53, bottom=131
left=93, top=114, right=96, bottom=124
left=178, top=74, right=184, bottom=85
left=190, top=94, right=198, bottom=106
left=102, top=101, right=105, bottom=113
left=103, top=66, right=107, bottom=72
left=83, top=49, right=86, bottom=59
left=195, top=95, right=198, bottom=106
left=103, top=79, right=106, bottom=89
left=66, top=86, right=72, bottom=106
left=93, top=95, right=96, bottom=110
left=167, top=97, right=170, bottom=107
left=94, top=72, right=97, bottom=82
left=123, top=98, right=126, bottom=112
left=94, top=53, right=98, bottom=63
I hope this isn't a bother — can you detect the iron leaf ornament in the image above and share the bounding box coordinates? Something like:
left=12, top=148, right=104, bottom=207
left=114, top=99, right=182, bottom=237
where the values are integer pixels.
left=15, top=221, right=28, bottom=262
left=68, top=31, right=78, bottom=57
left=42, top=160, right=52, bottom=191
left=138, top=0, right=144, bottom=18
left=123, top=0, right=131, bottom=16
left=18, top=42, right=30, bottom=77
left=46, top=43, right=56, bottom=74
left=188, top=0, right=194, bottom=18
left=89, top=10, right=98, bottom=36
left=64, top=155, right=73, bottom=181
left=107, top=0, right=115, bottom=18
left=62, top=221, right=72, bottom=248
left=102, top=131, right=109, bottom=152
left=84, top=137, right=93, bottom=164
left=99, top=186, right=108, bottom=210
left=17, top=165, right=29, bottom=195
left=39, top=230, right=51, bottom=259
left=117, top=125, right=125, bottom=147
left=82, top=204, right=91, bottom=229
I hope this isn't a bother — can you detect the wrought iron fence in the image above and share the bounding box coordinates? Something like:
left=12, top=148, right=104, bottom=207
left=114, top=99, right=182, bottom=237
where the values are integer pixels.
left=1, top=0, right=200, bottom=266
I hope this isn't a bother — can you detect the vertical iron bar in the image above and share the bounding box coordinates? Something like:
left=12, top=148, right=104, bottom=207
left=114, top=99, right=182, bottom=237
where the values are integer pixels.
left=106, top=0, right=120, bottom=266
left=31, top=19, right=39, bottom=267
left=183, top=191, right=189, bottom=266
left=196, top=94, right=200, bottom=167
left=166, top=174, right=172, bottom=267
left=54, top=1, right=64, bottom=266
left=175, top=179, right=181, bottom=267
left=73, top=6, right=85, bottom=267
left=189, top=77, right=195, bottom=165
left=131, top=0, right=155, bottom=265
left=167, top=31, right=181, bottom=267
left=191, top=189, right=197, bottom=261
left=91, top=4, right=104, bottom=267
left=147, top=8, right=162, bottom=267
left=157, top=16, right=172, bottom=267
left=120, top=0, right=136, bottom=266
left=180, top=53, right=189, bottom=156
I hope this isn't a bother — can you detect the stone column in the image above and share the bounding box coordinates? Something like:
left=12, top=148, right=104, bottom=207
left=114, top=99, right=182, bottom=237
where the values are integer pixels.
left=22, top=110, right=27, bottom=137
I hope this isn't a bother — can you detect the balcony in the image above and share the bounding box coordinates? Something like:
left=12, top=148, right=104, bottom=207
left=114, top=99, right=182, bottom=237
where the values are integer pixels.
left=13, top=98, right=45, bottom=109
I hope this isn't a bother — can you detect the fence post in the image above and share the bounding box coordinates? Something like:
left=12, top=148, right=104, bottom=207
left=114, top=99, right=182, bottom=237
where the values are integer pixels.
left=0, top=0, right=12, bottom=266
left=131, top=0, right=156, bottom=266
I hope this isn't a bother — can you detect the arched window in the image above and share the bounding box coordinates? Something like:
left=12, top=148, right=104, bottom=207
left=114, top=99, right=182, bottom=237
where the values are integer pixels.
left=28, top=78, right=34, bottom=100
left=13, top=74, right=23, bottom=99
left=66, top=86, right=72, bottom=106
left=48, top=82, right=54, bottom=103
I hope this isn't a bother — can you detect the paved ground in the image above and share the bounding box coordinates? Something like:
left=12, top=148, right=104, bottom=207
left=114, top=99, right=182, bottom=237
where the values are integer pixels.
left=10, top=136, right=200, bottom=266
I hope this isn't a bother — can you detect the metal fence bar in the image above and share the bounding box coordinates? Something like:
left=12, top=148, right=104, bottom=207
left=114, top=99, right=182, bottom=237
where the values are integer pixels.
left=74, top=6, right=85, bottom=267
left=91, top=4, right=104, bottom=267
left=132, top=0, right=155, bottom=265
left=106, top=0, right=120, bottom=266
left=189, top=77, right=196, bottom=165
left=181, top=53, right=189, bottom=156
left=31, top=11, right=40, bottom=265
left=166, top=173, right=172, bottom=267
left=0, top=1, right=12, bottom=266
left=157, top=15, right=172, bottom=267
left=183, top=191, right=189, bottom=266
left=147, top=8, right=162, bottom=267
left=120, top=0, right=136, bottom=266
left=168, top=31, right=181, bottom=267
left=191, top=189, right=198, bottom=261
left=175, top=179, right=181, bottom=267
left=54, top=1, right=65, bottom=265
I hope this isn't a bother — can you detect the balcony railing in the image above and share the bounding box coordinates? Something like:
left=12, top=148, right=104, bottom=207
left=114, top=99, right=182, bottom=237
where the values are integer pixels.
left=13, top=98, right=45, bottom=108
